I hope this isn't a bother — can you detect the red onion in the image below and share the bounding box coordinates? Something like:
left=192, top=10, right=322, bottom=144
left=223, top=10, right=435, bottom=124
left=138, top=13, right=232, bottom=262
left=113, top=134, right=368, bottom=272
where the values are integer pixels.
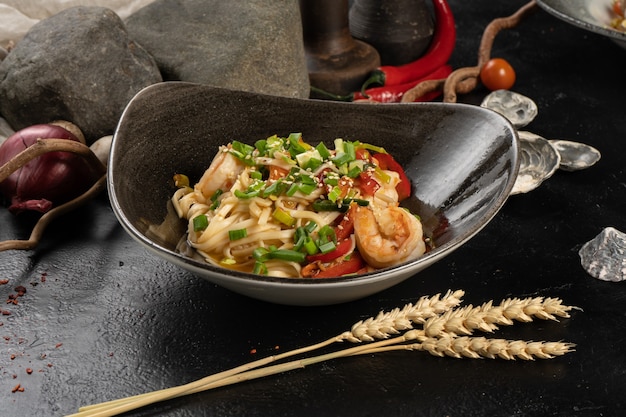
left=0, top=122, right=102, bottom=214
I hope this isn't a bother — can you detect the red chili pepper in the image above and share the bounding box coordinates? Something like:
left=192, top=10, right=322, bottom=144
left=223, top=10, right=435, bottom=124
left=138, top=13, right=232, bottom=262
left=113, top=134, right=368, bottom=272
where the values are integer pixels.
left=360, top=0, right=456, bottom=91
left=374, top=152, right=411, bottom=201
left=306, top=237, right=353, bottom=263
left=313, top=252, right=365, bottom=278
left=354, top=64, right=452, bottom=102
left=310, top=64, right=452, bottom=103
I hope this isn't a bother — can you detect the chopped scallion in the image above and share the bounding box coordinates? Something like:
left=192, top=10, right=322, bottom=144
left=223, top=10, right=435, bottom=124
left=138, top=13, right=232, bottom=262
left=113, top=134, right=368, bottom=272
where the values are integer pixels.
left=318, top=240, right=337, bottom=254
left=273, top=207, right=296, bottom=227
left=228, top=228, right=248, bottom=241
left=268, top=249, right=306, bottom=263
left=192, top=214, right=208, bottom=232
left=252, top=261, right=268, bottom=275
left=316, top=142, right=331, bottom=160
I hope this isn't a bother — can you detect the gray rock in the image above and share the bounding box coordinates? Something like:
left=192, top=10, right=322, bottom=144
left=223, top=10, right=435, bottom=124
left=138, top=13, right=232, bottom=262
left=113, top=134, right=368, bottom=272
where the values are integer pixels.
left=125, top=0, right=309, bottom=99
left=579, top=227, right=626, bottom=282
left=0, top=6, right=162, bottom=143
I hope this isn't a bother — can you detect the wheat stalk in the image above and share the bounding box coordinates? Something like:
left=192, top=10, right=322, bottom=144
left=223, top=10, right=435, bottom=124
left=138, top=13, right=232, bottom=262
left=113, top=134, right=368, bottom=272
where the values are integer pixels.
left=67, top=290, right=577, bottom=417
left=69, top=291, right=463, bottom=417
left=422, top=295, right=579, bottom=338
left=342, top=289, right=464, bottom=342
left=417, top=336, right=576, bottom=360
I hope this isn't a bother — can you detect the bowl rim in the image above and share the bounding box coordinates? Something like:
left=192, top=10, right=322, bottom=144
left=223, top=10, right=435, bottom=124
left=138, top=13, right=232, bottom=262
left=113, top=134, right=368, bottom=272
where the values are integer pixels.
left=108, top=82, right=520, bottom=289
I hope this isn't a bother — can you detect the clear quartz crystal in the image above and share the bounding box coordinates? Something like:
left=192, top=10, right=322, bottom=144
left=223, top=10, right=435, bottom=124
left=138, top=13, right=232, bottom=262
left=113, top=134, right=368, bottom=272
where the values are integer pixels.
left=579, top=227, right=626, bottom=282
left=480, top=90, right=538, bottom=128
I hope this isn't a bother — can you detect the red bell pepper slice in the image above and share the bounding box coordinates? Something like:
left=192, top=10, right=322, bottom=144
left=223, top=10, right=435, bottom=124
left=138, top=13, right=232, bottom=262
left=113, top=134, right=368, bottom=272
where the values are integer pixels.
left=334, top=203, right=357, bottom=241
left=373, top=153, right=411, bottom=201
left=313, top=252, right=365, bottom=278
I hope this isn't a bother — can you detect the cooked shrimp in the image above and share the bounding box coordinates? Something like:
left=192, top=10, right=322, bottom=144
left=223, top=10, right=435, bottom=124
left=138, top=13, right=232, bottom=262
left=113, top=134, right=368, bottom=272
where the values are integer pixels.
left=353, top=205, right=425, bottom=269
left=196, top=145, right=245, bottom=198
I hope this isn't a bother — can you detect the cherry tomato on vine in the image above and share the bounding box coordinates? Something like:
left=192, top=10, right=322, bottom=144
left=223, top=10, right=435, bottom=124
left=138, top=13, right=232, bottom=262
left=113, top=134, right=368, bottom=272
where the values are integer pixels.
left=480, top=58, right=516, bottom=91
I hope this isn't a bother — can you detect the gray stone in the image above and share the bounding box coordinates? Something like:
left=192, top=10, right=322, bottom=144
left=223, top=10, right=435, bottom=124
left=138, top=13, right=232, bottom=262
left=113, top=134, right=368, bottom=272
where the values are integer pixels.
left=0, top=6, right=162, bottom=143
left=125, top=0, right=309, bottom=99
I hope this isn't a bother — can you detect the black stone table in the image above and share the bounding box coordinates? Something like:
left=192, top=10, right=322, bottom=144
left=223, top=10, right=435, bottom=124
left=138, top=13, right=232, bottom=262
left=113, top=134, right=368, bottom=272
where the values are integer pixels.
left=2, top=1, right=626, bottom=415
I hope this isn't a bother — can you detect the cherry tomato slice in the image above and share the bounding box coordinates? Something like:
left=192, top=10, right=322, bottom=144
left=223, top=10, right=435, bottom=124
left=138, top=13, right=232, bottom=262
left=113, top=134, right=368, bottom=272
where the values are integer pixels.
left=480, top=58, right=516, bottom=91
left=373, top=153, right=412, bottom=201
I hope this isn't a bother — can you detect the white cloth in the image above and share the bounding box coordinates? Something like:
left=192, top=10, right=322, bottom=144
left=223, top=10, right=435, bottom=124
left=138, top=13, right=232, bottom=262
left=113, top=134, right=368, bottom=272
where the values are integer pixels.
left=0, top=0, right=154, bottom=47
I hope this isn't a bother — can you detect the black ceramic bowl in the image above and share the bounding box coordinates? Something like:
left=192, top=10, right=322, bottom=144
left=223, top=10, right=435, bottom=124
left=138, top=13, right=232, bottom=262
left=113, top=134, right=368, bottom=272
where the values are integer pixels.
left=109, top=83, right=519, bottom=306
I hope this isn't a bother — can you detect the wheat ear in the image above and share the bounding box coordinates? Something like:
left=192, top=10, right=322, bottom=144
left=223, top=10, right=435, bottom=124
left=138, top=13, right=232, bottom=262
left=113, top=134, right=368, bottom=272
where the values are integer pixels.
left=422, top=296, right=578, bottom=338
left=72, top=291, right=462, bottom=417
left=417, top=336, right=576, bottom=360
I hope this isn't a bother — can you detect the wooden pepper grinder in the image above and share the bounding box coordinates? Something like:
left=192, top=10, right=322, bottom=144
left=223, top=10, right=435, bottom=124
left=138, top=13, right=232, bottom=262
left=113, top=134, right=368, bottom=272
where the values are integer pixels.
left=299, top=0, right=380, bottom=97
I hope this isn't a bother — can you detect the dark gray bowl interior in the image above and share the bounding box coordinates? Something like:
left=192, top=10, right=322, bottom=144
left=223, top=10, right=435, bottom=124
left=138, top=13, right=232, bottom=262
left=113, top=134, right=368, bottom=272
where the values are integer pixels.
left=109, top=82, right=518, bottom=285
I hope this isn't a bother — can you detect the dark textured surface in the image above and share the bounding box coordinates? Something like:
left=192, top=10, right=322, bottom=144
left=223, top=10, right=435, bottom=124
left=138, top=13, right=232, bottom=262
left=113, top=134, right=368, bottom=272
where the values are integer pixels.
left=2, top=0, right=626, bottom=415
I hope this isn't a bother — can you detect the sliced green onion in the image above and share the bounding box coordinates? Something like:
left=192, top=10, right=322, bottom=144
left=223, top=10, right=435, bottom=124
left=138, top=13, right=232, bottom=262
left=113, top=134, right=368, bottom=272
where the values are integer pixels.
left=334, top=138, right=345, bottom=154
left=235, top=180, right=265, bottom=199
left=286, top=182, right=299, bottom=197
left=304, top=221, right=318, bottom=233
left=299, top=174, right=316, bottom=185
left=209, top=189, right=223, bottom=210
left=328, top=186, right=342, bottom=203
left=298, top=183, right=317, bottom=195
left=273, top=207, right=296, bottom=227
left=318, top=224, right=337, bottom=245
left=252, top=261, right=268, bottom=275
left=323, top=176, right=339, bottom=186
left=192, top=214, right=208, bottom=232
left=332, top=152, right=353, bottom=167
left=316, top=142, right=331, bottom=160
left=304, top=157, right=322, bottom=171
left=250, top=170, right=263, bottom=180
left=234, top=189, right=261, bottom=199
left=268, top=249, right=306, bottom=263
left=312, top=198, right=369, bottom=212
left=232, top=140, right=255, bottom=156
left=228, top=228, right=248, bottom=241
left=255, top=139, right=267, bottom=155
left=303, top=237, right=319, bottom=255
left=262, top=180, right=286, bottom=197
left=253, top=247, right=271, bottom=262
left=318, top=240, right=337, bottom=254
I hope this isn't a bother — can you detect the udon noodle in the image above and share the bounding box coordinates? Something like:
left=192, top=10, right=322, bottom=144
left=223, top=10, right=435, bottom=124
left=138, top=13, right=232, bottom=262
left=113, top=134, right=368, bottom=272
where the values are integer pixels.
left=171, top=133, right=426, bottom=278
